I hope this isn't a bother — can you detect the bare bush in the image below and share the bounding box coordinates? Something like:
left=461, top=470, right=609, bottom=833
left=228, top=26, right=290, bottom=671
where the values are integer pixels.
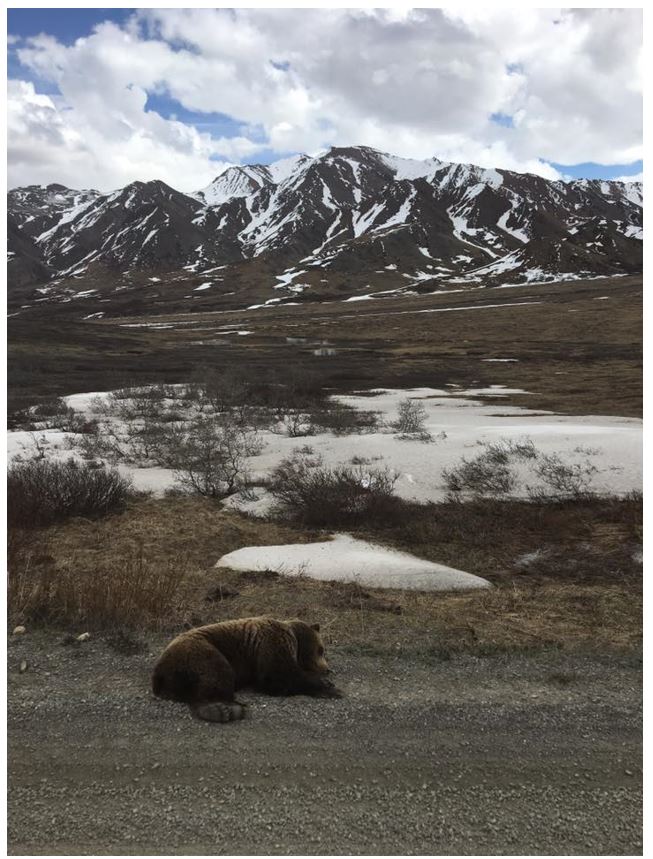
left=193, top=365, right=325, bottom=414
left=31, top=397, right=69, bottom=418
left=110, top=386, right=136, bottom=400
left=26, top=398, right=99, bottom=435
left=392, top=398, right=433, bottom=441
left=443, top=437, right=599, bottom=501
left=480, top=437, right=538, bottom=464
left=73, top=392, right=188, bottom=466
left=8, top=458, right=132, bottom=528
left=121, top=418, right=171, bottom=464
left=270, top=411, right=313, bottom=438
left=529, top=453, right=598, bottom=501
left=76, top=428, right=122, bottom=462
left=200, top=368, right=249, bottom=413
left=110, top=389, right=167, bottom=423
left=442, top=439, right=537, bottom=498
left=311, top=402, right=380, bottom=435
left=163, top=414, right=264, bottom=498
left=269, top=450, right=400, bottom=527
left=443, top=455, right=518, bottom=497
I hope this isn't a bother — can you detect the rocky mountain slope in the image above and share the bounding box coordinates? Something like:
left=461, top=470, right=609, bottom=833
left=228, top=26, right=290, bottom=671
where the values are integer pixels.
left=7, top=146, right=643, bottom=310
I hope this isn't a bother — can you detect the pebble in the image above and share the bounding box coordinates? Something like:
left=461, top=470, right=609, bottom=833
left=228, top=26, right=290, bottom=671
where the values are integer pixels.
left=13, top=626, right=26, bottom=636
left=77, top=633, right=91, bottom=642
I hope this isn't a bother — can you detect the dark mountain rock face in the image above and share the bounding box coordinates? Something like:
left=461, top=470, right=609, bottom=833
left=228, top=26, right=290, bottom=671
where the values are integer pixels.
left=7, top=215, right=53, bottom=289
left=7, top=146, right=642, bottom=307
left=8, top=184, right=101, bottom=242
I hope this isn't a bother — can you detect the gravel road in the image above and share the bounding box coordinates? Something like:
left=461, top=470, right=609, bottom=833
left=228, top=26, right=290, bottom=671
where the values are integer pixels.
left=8, top=631, right=642, bottom=855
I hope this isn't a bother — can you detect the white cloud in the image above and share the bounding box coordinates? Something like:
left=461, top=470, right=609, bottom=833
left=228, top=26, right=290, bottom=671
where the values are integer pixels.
left=8, top=8, right=642, bottom=191
left=613, top=172, right=643, bottom=184
left=7, top=76, right=235, bottom=192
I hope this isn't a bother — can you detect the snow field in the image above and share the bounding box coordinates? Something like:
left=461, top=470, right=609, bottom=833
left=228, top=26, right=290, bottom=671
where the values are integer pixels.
left=7, top=384, right=641, bottom=591
left=8, top=385, right=642, bottom=504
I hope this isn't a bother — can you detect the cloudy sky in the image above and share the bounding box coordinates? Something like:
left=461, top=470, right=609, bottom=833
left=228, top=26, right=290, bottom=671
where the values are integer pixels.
left=7, top=7, right=643, bottom=192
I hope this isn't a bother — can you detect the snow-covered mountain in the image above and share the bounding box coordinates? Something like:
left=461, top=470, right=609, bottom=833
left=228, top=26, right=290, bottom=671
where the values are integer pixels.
left=7, top=146, right=643, bottom=307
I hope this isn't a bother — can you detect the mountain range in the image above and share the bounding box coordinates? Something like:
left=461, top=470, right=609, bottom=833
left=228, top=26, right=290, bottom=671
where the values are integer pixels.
left=7, top=145, right=643, bottom=312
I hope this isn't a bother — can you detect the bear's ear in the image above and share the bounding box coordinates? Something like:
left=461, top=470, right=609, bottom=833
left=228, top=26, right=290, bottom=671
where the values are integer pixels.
left=311, top=623, right=320, bottom=632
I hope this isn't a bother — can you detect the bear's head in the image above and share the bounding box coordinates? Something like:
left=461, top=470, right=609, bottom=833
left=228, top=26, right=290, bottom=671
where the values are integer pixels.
left=290, top=620, right=330, bottom=674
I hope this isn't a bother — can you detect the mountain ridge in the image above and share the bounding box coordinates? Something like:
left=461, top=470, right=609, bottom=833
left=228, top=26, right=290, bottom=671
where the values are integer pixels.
left=7, top=145, right=643, bottom=311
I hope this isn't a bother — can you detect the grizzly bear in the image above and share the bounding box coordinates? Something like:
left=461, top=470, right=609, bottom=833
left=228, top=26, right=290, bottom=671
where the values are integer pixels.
left=152, top=616, right=341, bottom=722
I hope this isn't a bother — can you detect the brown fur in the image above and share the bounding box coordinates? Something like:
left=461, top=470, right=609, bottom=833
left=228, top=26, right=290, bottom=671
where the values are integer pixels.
left=152, top=616, right=341, bottom=722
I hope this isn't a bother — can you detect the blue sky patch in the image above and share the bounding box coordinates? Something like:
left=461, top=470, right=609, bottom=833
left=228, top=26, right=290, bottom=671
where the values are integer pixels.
left=144, top=93, right=242, bottom=137
left=8, top=8, right=133, bottom=44
left=550, top=160, right=643, bottom=181
left=490, top=112, right=514, bottom=128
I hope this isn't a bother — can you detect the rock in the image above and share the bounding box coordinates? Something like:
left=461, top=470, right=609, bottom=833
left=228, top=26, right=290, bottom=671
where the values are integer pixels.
left=19, top=660, right=28, bottom=673
left=12, top=626, right=26, bottom=636
left=77, top=632, right=91, bottom=642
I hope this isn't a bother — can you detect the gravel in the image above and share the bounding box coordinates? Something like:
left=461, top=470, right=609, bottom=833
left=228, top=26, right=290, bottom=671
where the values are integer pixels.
left=8, top=631, right=642, bottom=855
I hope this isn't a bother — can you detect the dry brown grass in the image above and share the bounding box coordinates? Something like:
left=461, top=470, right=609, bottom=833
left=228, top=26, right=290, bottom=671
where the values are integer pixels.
left=358, top=494, right=643, bottom=588
left=7, top=495, right=642, bottom=654
left=9, top=544, right=186, bottom=630
left=192, top=568, right=642, bottom=655
left=7, top=496, right=321, bottom=631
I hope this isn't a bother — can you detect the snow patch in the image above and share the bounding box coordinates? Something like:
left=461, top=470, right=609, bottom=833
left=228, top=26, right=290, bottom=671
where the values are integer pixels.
left=216, top=534, right=491, bottom=591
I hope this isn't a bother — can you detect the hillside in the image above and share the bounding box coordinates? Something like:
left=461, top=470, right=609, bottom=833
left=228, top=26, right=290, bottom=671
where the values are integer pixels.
left=7, top=146, right=642, bottom=316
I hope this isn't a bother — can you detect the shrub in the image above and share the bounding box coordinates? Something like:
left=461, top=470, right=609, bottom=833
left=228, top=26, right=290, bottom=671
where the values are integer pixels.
left=311, top=402, right=380, bottom=435
left=442, top=438, right=536, bottom=498
left=200, top=367, right=250, bottom=413
left=443, top=455, right=517, bottom=497
left=31, top=397, right=69, bottom=418
left=529, top=453, right=598, bottom=501
left=75, top=397, right=187, bottom=467
left=164, top=414, right=264, bottom=498
left=393, top=397, right=433, bottom=441
left=269, top=450, right=400, bottom=527
left=193, top=365, right=326, bottom=413
left=480, top=438, right=538, bottom=464
left=279, top=411, right=316, bottom=438
left=27, top=398, right=98, bottom=434
left=122, top=418, right=172, bottom=464
left=442, top=437, right=600, bottom=501
left=7, top=458, right=132, bottom=529
left=111, top=389, right=167, bottom=422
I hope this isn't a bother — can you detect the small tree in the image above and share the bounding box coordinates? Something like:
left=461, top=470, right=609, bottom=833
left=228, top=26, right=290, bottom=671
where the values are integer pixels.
left=281, top=411, right=316, bottom=438
left=393, top=398, right=432, bottom=441
left=167, top=415, right=264, bottom=498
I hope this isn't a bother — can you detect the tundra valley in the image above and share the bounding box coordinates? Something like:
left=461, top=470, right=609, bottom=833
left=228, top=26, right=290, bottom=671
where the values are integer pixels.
left=8, top=145, right=642, bottom=854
